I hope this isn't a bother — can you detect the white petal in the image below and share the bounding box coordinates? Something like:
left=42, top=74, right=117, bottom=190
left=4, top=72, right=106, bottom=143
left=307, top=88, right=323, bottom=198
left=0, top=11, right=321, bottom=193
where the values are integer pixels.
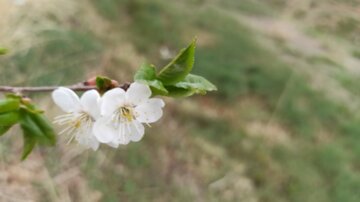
left=52, top=87, right=81, bottom=113
left=101, top=88, right=126, bottom=116
left=126, top=82, right=151, bottom=105
left=80, top=90, right=101, bottom=119
left=134, top=98, right=164, bottom=123
left=93, top=118, right=117, bottom=143
left=107, top=141, right=119, bottom=148
left=116, top=123, right=131, bottom=145
left=76, top=134, right=100, bottom=151
left=128, top=120, right=145, bottom=142
left=90, top=141, right=100, bottom=151
left=150, top=98, right=165, bottom=108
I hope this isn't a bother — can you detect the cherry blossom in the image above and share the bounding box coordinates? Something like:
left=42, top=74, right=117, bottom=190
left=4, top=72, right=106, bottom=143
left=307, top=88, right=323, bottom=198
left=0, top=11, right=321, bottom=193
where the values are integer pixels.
left=52, top=87, right=101, bottom=150
left=93, top=82, right=165, bottom=146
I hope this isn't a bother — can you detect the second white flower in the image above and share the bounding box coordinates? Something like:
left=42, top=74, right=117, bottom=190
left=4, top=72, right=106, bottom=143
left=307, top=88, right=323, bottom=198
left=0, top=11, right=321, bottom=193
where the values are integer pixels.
left=93, top=82, right=165, bottom=146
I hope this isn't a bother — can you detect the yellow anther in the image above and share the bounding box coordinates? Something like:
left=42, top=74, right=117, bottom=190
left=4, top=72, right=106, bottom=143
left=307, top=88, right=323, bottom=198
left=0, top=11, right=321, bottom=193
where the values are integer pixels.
left=121, top=107, right=134, bottom=122
left=74, top=120, right=81, bottom=128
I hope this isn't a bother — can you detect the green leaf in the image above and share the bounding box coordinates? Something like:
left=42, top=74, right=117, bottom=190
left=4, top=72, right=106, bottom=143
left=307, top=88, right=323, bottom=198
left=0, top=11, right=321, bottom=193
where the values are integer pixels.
left=0, top=111, right=20, bottom=126
left=0, top=125, right=12, bottom=136
left=137, top=79, right=168, bottom=96
left=134, top=63, right=157, bottom=81
left=157, top=40, right=196, bottom=85
left=18, top=103, right=57, bottom=160
left=164, top=74, right=217, bottom=98
left=5, top=93, right=22, bottom=100
left=21, top=131, right=37, bottom=160
left=0, top=47, right=8, bottom=55
left=19, top=109, right=45, bottom=138
left=133, top=40, right=216, bottom=98
left=0, top=97, right=20, bottom=136
left=173, top=74, right=217, bottom=94
left=165, top=86, right=196, bottom=98
left=29, top=113, right=56, bottom=145
left=19, top=103, right=56, bottom=144
left=0, top=99, right=20, bottom=114
left=134, top=63, right=168, bottom=95
left=146, top=80, right=169, bottom=96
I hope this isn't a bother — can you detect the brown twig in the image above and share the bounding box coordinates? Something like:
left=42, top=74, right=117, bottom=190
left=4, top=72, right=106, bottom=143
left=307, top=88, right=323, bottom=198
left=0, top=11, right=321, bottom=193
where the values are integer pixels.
left=0, top=83, right=130, bottom=93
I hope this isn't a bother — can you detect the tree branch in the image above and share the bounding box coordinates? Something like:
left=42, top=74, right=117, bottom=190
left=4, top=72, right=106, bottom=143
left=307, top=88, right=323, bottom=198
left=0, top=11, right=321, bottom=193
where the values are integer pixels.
left=0, top=83, right=130, bottom=93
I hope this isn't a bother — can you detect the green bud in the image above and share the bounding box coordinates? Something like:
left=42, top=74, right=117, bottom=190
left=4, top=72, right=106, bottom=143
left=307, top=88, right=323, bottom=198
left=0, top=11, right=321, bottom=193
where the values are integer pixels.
left=96, top=76, right=113, bottom=94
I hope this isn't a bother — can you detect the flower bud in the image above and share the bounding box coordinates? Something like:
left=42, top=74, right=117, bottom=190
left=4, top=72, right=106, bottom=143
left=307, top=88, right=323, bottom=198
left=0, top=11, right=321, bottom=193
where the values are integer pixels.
left=84, top=77, right=97, bottom=86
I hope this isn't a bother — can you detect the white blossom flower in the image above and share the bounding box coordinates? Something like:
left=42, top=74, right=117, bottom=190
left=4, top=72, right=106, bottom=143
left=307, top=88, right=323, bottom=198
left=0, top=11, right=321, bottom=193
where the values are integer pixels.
left=52, top=87, right=101, bottom=150
left=93, top=82, right=165, bottom=146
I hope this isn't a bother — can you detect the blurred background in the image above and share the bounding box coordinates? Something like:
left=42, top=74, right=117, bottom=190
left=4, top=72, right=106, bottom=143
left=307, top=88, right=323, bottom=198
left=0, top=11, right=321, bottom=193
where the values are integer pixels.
left=0, top=0, right=360, bottom=201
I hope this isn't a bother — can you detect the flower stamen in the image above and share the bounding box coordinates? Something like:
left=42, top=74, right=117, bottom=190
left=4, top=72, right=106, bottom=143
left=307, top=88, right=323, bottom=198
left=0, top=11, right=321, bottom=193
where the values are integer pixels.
left=54, top=111, right=94, bottom=143
left=112, top=106, right=135, bottom=125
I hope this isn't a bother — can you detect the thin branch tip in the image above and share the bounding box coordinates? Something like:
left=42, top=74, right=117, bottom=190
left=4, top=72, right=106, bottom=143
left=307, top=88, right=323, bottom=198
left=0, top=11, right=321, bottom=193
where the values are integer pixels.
left=0, top=82, right=130, bottom=93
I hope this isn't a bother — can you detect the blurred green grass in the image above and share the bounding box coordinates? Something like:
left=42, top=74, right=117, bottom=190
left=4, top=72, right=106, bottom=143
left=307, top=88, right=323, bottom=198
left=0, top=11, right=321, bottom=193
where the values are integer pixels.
left=1, top=0, right=360, bottom=201
left=0, top=30, right=102, bottom=86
